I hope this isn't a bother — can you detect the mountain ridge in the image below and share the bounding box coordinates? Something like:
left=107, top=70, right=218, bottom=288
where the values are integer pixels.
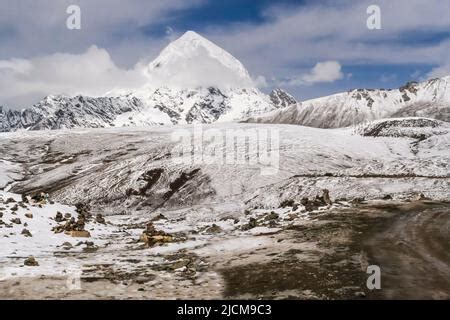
left=1, top=31, right=450, bottom=132
left=244, top=77, right=450, bottom=128
left=0, top=31, right=281, bottom=132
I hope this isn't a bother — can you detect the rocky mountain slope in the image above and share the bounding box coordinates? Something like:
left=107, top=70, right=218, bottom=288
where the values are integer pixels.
left=1, top=118, right=448, bottom=213
left=245, top=78, right=450, bottom=128
left=1, top=118, right=449, bottom=299
left=0, top=95, right=148, bottom=131
left=269, top=88, right=297, bottom=108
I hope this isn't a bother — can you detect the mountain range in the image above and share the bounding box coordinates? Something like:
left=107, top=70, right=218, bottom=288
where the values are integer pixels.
left=0, top=31, right=449, bottom=132
left=0, top=31, right=295, bottom=132
left=245, top=78, right=450, bottom=128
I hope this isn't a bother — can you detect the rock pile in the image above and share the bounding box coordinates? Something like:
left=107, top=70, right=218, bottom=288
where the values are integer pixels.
left=31, top=192, right=49, bottom=204
left=52, top=203, right=96, bottom=238
left=241, top=217, right=258, bottom=231
left=301, top=189, right=333, bottom=212
left=139, top=223, right=173, bottom=247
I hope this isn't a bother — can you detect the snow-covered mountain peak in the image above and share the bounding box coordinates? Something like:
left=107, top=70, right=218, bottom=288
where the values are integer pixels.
left=270, top=88, right=298, bottom=108
left=0, top=31, right=279, bottom=131
left=245, top=77, right=450, bottom=128
left=145, top=31, right=254, bottom=89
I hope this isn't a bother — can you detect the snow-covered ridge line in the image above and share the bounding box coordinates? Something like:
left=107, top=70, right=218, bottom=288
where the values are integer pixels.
left=1, top=120, right=448, bottom=214
left=0, top=95, right=146, bottom=132
left=353, top=117, right=450, bottom=138
left=245, top=77, right=450, bottom=128
left=0, top=87, right=282, bottom=132
left=1, top=31, right=292, bottom=132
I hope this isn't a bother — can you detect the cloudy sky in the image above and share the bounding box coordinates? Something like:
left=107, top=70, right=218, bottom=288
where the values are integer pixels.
left=1, top=0, right=450, bottom=109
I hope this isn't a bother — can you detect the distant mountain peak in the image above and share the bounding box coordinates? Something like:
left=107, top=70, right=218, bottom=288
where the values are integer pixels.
left=270, top=88, right=298, bottom=108
left=145, top=31, right=253, bottom=89
left=0, top=31, right=279, bottom=132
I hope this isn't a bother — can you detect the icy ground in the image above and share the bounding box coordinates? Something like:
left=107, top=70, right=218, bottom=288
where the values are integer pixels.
left=0, top=120, right=449, bottom=299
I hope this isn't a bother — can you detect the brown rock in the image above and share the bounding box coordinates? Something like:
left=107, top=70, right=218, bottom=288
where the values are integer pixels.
left=6, top=197, right=16, bottom=204
left=139, top=233, right=173, bottom=246
left=95, top=214, right=106, bottom=224
left=21, top=194, right=29, bottom=203
left=139, top=223, right=173, bottom=246
left=10, top=218, right=21, bottom=225
left=24, top=256, right=39, bottom=266
left=21, top=229, right=32, bottom=237
left=61, top=242, right=73, bottom=249
left=280, top=199, right=295, bottom=208
left=322, top=189, right=332, bottom=205
left=55, top=211, right=64, bottom=222
left=152, top=213, right=166, bottom=221
left=265, top=212, right=279, bottom=221
left=75, top=218, right=85, bottom=231
left=204, top=224, right=223, bottom=234
left=65, top=230, right=91, bottom=238
left=241, top=217, right=258, bottom=231
left=31, top=192, right=49, bottom=204
left=25, top=213, right=33, bottom=219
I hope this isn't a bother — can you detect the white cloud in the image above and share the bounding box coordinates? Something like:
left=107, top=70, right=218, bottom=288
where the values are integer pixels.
left=0, top=46, right=147, bottom=109
left=204, top=0, right=450, bottom=86
left=253, top=75, right=268, bottom=88
left=302, top=61, right=344, bottom=84
left=279, top=61, right=344, bottom=86
left=0, top=0, right=204, bottom=65
left=2, top=0, right=450, bottom=105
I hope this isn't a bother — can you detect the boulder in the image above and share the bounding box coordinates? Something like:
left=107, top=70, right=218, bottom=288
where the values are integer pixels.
left=95, top=214, right=106, bottom=224
left=21, top=194, right=29, bottom=203
left=65, top=230, right=91, bottom=238
left=5, top=197, right=16, bottom=204
left=265, top=212, right=279, bottom=221
left=24, top=256, right=39, bottom=266
left=139, top=222, right=173, bottom=247
left=31, top=192, right=49, bottom=204
left=55, top=211, right=64, bottom=222
left=140, top=233, right=173, bottom=246
left=21, top=228, right=32, bottom=237
left=241, top=217, right=258, bottom=231
left=322, top=189, right=332, bottom=205
left=10, top=218, right=21, bottom=224
left=204, top=224, right=223, bottom=234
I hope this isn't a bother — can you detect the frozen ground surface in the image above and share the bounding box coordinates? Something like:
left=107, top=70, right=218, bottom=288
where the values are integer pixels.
left=0, top=121, right=449, bottom=299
